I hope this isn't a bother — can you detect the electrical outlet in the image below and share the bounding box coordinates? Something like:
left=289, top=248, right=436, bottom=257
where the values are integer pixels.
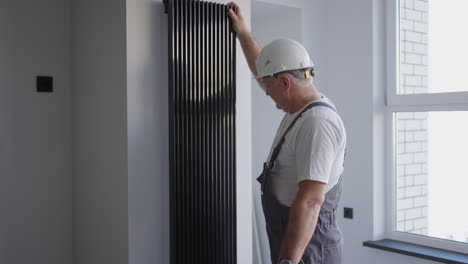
left=344, top=207, right=353, bottom=219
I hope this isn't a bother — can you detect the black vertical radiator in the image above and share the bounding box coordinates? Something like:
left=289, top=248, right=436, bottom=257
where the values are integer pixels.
left=164, top=0, right=237, bottom=263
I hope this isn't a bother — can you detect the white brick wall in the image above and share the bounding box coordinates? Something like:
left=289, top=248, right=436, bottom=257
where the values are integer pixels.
left=405, top=119, right=421, bottom=130
left=399, top=0, right=428, bottom=95
left=397, top=198, right=413, bottom=210
left=405, top=9, right=422, bottom=21
left=406, top=75, right=422, bottom=86
left=396, top=0, right=429, bottom=236
left=405, top=208, right=421, bottom=219
left=405, top=53, right=422, bottom=64
left=414, top=0, right=428, bottom=12
left=405, top=164, right=421, bottom=175
left=405, top=142, right=422, bottom=153
left=414, top=65, right=427, bottom=75
left=405, top=0, right=414, bottom=8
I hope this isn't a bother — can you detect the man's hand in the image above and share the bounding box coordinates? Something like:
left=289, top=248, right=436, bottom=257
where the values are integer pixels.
left=227, top=1, right=264, bottom=89
left=227, top=2, right=249, bottom=38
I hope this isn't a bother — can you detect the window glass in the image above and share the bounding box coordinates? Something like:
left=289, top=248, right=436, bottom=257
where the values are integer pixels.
left=394, top=111, right=468, bottom=243
left=399, top=0, right=468, bottom=94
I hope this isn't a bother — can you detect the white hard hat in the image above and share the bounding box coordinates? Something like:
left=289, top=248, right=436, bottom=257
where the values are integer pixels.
left=255, top=38, right=314, bottom=79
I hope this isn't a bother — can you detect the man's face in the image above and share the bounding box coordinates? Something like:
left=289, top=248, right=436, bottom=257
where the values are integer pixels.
left=262, top=76, right=284, bottom=110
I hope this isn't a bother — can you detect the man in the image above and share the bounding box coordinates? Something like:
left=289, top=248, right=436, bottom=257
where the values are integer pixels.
left=228, top=3, right=347, bottom=264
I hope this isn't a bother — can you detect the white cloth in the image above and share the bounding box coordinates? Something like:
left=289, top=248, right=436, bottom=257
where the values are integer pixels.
left=266, top=94, right=347, bottom=207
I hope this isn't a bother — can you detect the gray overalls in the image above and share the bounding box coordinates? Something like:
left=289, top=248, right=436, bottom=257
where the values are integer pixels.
left=257, top=102, right=344, bottom=264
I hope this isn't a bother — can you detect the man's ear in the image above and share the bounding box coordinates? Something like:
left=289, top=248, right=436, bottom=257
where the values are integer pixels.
left=280, top=74, right=292, bottom=92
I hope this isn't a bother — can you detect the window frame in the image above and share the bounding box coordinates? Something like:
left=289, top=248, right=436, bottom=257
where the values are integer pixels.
left=385, top=0, right=468, bottom=254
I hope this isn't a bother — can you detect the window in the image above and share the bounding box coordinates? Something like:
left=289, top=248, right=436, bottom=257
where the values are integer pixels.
left=386, top=0, right=468, bottom=254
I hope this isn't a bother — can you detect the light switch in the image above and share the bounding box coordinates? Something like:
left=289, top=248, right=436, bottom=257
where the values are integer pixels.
left=37, top=76, right=53, bottom=93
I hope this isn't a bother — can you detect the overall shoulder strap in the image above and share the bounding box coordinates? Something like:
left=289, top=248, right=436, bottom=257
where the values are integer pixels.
left=267, top=102, right=336, bottom=168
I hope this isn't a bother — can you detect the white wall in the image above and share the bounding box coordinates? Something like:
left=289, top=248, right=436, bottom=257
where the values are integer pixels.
left=126, top=0, right=252, bottom=263
left=318, top=1, right=379, bottom=263
left=232, top=1, right=254, bottom=262
left=1, top=1, right=251, bottom=263
left=71, top=0, right=129, bottom=263
left=126, top=0, right=169, bottom=263
left=0, top=1, right=72, bottom=263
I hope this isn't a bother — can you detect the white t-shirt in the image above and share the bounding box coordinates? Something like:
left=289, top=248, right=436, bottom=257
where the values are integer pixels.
left=266, top=94, right=347, bottom=207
